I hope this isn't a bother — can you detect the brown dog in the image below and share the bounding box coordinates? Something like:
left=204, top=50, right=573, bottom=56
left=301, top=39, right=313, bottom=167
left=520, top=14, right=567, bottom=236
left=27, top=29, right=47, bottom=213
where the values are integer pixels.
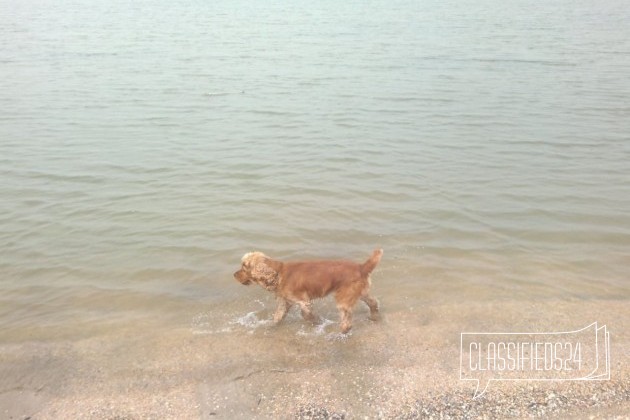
left=233, top=249, right=383, bottom=333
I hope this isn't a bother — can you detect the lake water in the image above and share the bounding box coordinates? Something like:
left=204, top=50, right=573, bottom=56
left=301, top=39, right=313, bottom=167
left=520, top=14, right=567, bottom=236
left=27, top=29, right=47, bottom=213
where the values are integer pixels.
left=1, top=0, right=629, bottom=356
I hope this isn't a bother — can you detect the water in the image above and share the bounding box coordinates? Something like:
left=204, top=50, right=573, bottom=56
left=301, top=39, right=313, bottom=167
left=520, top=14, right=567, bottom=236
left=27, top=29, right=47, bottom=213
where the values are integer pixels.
left=1, top=0, right=629, bottom=344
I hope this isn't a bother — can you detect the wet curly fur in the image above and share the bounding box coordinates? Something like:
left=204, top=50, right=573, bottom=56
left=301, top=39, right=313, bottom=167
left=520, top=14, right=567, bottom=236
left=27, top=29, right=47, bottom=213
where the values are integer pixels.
left=233, top=249, right=383, bottom=333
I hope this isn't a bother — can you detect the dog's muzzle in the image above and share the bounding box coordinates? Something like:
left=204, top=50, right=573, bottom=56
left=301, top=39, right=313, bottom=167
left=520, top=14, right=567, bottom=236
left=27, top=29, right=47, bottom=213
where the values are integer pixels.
left=233, top=270, right=251, bottom=285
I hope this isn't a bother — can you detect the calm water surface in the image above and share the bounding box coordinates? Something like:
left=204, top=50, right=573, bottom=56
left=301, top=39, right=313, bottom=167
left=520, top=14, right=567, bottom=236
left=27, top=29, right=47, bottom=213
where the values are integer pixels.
left=1, top=0, right=629, bottom=342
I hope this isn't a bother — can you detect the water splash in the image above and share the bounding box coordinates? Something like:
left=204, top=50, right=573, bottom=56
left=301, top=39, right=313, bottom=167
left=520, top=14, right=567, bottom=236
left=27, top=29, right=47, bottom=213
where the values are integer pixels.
left=191, top=310, right=273, bottom=335
left=297, top=318, right=335, bottom=336
left=232, top=311, right=272, bottom=329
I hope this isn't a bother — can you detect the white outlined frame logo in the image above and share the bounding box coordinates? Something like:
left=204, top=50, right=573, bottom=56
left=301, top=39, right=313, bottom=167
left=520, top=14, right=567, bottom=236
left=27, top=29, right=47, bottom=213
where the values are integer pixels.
left=460, top=322, right=610, bottom=399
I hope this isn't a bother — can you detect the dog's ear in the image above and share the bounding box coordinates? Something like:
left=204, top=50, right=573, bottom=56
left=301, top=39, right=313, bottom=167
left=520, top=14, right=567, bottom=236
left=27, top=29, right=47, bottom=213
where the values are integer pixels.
left=252, top=260, right=280, bottom=290
left=241, top=252, right=260, bottom=267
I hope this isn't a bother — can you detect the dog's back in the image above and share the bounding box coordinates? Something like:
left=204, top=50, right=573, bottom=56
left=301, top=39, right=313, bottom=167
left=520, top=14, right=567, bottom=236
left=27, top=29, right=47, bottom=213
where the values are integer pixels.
left=277, top=249, right=383, bottom=300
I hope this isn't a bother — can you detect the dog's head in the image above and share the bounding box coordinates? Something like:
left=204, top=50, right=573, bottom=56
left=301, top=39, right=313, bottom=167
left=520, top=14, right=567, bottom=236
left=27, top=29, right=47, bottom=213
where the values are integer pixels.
left=233, top=251, right=281, bottom=291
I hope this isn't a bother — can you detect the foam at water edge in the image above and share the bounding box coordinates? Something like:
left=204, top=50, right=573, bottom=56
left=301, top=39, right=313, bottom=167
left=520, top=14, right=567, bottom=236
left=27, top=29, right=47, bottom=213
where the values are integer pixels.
left=191, top=313, right=233, bottom=335
left=326, top=331, right=352, bottom=341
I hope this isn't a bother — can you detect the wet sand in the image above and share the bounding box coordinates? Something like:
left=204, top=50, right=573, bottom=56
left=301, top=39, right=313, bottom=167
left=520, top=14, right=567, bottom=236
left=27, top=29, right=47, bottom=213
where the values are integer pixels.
left=1, top=299, right=628, bottom=419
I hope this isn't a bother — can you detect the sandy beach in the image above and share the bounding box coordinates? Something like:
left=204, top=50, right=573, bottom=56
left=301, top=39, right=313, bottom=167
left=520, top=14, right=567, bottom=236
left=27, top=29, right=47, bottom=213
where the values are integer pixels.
left=1, top=299, right=627, bottom=419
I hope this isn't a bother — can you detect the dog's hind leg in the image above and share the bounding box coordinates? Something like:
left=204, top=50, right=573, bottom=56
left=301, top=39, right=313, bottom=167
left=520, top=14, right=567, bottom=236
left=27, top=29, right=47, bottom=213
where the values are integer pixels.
left=361, top=294, right=380, bottom=321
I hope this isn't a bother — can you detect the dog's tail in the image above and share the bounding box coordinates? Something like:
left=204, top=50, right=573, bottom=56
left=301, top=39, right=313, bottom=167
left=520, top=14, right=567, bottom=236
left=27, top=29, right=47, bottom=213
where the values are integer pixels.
left=361, top=248, right=383, bottom=276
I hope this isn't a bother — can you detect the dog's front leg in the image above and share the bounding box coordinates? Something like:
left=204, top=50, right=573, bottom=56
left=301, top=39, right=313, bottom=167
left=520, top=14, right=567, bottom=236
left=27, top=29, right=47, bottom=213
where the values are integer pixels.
left=297, top=301, right=321, bottom=324
left=338, top=306, right=353, bottom=334
left=273, top=297, right=292, bottom=324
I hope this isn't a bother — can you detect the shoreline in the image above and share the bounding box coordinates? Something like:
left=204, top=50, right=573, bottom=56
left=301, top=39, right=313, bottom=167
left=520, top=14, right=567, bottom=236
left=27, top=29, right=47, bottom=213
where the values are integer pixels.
left=1, top=299, right=628, bottom=419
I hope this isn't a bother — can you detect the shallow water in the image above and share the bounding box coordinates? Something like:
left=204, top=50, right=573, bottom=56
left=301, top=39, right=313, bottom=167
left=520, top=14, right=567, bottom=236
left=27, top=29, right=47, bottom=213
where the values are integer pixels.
left=1, top=0, right=629, bottom=347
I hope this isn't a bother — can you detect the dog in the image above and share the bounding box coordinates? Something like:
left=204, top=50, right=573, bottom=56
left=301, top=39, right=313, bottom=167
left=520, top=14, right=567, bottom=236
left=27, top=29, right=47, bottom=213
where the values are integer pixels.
left=233, top=249, right=383, bottom=333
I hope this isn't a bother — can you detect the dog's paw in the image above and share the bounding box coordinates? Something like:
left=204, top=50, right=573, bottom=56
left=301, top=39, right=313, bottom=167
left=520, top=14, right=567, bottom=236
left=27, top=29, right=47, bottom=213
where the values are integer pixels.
left=368, top=313, right=381, bottom=322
